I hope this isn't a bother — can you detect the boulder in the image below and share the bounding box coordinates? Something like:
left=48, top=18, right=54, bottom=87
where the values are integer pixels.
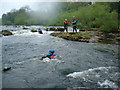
left=0, top=30, right=13, bottom=36
left=57, top=28, right=64, bottom=32
left=31, top=29, right=37, bottom=32
left=38, top=31, right=43, bottom=34
left=48, top=28, right=64, bottom=31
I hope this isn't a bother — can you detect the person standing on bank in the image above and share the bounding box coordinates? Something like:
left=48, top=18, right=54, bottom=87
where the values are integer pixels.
left=71, top=16, right=77, bottom=32
left=64, top=19, right=69, bottom=32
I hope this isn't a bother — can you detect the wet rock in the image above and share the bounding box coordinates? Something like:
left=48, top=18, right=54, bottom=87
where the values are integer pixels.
left=31, top=29, right=37, bottom=32
left=57, top=28, right=64, bottom=32
left=0, top=30, right=13, bottom=36
left=38, top=31, right=43, bottom=34
left=89, top=36, right=100, bottom=43
left=51, top=30, right=120, bottom=44
left=51, top=32, right=92, bottom=43
left=116, top=37, right=120, bottom=41
left=46, top=28, right=64, bottom=32
left=78, top=39, right=89, bottom=43
left=3, top=67, right=11, bottom=71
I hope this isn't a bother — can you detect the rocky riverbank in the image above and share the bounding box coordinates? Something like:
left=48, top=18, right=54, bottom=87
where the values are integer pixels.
left=50, top=30, right=120, bottom=44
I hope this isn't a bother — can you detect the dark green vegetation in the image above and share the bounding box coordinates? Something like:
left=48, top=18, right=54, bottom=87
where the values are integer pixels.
left=1, top=2, right=119, bottom=32
left=0, top=30, right=13, bottom=36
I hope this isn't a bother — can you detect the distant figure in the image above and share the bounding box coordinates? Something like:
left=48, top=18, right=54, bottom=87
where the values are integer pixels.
left=71, top=16, right=77, bottom=32
left=40, top=49, right=55, bottom=60
left=64, top=19, right=69, bottom=32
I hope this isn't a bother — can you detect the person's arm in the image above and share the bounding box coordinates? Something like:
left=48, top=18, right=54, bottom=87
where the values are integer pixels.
left=71, top=20, right=73, bottom=23
left=46, top=53, right=52, bottom=57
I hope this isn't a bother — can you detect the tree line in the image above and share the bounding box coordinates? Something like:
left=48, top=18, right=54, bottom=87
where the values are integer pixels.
left=1, top=2, right=119, bottom=32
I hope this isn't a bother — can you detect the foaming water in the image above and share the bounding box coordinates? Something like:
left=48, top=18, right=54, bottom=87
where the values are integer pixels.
left=12, top=29, right=54, bottom=37
left=67, top=66, right=119, bottom=88
left=67, top=67, right=117, bottom=78
left=98, top=79, right=118, bottom=88
left=13, top=30, right=42, bottom=36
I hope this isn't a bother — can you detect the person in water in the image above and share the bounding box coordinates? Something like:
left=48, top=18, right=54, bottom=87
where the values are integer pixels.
left=71, top=16, right=77, bottom=32
left=40, top=49, right=55, bottom=60
left=64, top=19, right=69, bottom=32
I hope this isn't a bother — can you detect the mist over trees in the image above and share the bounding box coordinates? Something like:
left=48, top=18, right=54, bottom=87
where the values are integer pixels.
left=1, top=2, right=119, bottom=32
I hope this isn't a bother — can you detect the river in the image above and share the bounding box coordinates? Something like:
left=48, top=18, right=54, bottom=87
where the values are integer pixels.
left=1, top=26, right=119, bottom=88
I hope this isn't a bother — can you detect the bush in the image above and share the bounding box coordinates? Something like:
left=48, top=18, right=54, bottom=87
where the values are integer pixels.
left=55, top=3, right=118, bottom=32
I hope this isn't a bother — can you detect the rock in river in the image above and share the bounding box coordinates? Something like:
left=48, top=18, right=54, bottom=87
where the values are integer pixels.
left=31, top=29, right=37, bottom=32
left=0, top=30, right=13, bottom=36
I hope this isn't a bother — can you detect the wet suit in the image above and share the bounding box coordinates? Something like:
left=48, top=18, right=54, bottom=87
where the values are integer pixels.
left=64, top=21, right=69, bottom=32
left=40, top=52, right=55, bottom=60
left=71, top=19, right=77, bottom=32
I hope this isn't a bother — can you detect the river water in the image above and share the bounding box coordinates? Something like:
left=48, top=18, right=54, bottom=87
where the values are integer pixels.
left=1, top=26, right=119, bottom=88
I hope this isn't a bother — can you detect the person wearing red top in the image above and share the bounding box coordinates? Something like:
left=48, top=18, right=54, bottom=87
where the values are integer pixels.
left=64, top=19, right=69, bottom=32
left=40, top=50, right=55, bottom=60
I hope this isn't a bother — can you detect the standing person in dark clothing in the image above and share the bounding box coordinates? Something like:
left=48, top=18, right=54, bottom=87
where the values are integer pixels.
left=64, top=19, right=69, bottom=32
left=71, top=16, right=77, bottom=32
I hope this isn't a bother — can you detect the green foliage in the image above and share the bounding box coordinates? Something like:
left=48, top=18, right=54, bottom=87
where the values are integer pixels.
left=55, top=2, right=118, bottom=32
left=2, top=2, right=119, bottom=32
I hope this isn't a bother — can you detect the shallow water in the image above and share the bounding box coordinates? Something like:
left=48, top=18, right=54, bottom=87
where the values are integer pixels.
left=1, top=26, right=119, bottom=88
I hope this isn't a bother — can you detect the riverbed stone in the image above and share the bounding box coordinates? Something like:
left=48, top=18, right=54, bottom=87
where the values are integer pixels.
left=89, top=36, right=100, bottom=43
left=31, top=29, right=37, bottom=32
left=38, top=31, right=43, bottom=34
left=1, top=30, right=13, bottom=36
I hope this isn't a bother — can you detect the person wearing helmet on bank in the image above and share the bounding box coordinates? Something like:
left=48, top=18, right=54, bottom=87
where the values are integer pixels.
left=71, top=16, right=77, bottom=32
left=64, top=19, right=69, bottom=32
left=40, top=49, right=55, bottom=60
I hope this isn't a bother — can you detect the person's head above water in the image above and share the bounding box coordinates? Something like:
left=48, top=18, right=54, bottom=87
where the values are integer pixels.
left=49, top=49, right=55, bottom=53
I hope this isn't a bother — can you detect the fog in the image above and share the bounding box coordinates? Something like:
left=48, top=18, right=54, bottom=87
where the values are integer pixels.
left=30, top=2, right=62, bottom=25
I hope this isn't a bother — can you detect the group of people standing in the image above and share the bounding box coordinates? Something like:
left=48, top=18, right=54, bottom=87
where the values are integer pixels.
left=64, top=16, right=77, bottom=32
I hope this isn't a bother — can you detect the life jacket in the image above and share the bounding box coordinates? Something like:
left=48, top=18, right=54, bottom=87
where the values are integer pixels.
left=64, top=21, right=69, bottom=24
left=50, top=54, right=55, bottom=58
left=72, top=19, right=77, bottom=25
